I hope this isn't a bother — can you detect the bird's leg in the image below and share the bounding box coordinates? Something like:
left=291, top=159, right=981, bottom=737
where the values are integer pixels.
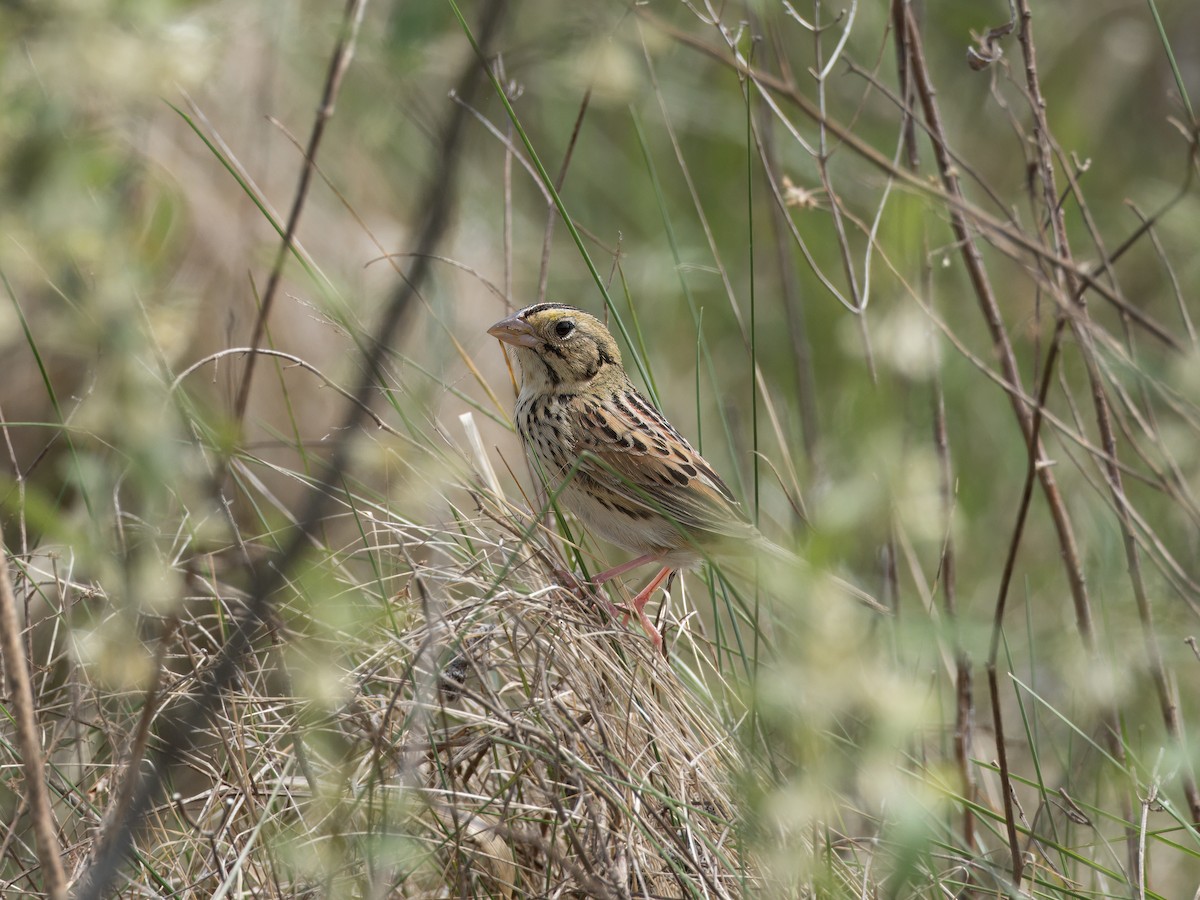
left=583, top=554, right=660, bottom=625
left=588, top=554, right=662, bottom=624
left=570, top=555, right=672, bottom=649
left=553, top=557, right=643, bottom=620
left=626, top=565, right=673, bottom=650
left=590, top=553, right=660, bottom=585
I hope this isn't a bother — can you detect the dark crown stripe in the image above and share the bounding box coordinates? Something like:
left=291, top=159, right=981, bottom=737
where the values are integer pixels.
left=519, top=302, right=585, bottom=318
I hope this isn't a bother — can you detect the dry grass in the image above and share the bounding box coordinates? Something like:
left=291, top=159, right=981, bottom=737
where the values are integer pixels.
left=4, top=463, right=792, bottom=898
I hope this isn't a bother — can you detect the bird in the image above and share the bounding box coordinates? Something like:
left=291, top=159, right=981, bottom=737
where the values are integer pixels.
left=487, top=302, right=765, bottom=650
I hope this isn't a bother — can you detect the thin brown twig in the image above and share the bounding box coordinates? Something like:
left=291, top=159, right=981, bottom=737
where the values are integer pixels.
left=898, top=4, right=1127, bottom=887
left=86, top=618, right=176, bottom=886
left=900, top=9, right=1091, bottom=639
left=985, top=316, right=1067, bottom=887
left=536, top=87, right=593, bottom=305
left=172, top=347, right=394, bottom=434
left=232, top=0, right=368, bottom=430
left=1014, top=0, right=1200, bottom=832
left=894, top=1, right=974, bottom=851
left=810, top=4, right=864, bottom=314
left=71, top=3, right=508, bottom=894
left=892, top=10, right=969, bottom=867
left=643, top=7, right=1189, bottom=353
left=1128, top=203, right=1197, bottom=349
left=0, top=543, right=67, bottom=900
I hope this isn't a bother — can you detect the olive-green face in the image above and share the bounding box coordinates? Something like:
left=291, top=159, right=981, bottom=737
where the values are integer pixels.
left=488, top=303, right=623, bottom=388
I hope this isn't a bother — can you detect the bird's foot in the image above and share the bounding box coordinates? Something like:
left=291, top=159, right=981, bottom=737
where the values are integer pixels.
left=552, top=564, right=625, bottom=620
left=628, top=568, right=673, bottom=655
left=551, top=563, right=668, bottom=654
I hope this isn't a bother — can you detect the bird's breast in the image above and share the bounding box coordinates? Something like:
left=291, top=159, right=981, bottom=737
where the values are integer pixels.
left=516, top=390, right=577, bottom=476
left=514, top=388, right=706, bottom=563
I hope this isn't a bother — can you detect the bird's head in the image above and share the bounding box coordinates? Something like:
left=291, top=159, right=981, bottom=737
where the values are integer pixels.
left=488, top=303, right=623, bottom=391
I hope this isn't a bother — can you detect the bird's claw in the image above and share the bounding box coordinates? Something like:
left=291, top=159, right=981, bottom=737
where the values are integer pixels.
left=551, top=567, right=665, bottom=654
left=553, top=566, right=625, bottom=620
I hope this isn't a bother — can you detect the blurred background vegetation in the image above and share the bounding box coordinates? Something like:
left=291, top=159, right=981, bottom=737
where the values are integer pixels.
left=2, top=0, right=1200, bottom=896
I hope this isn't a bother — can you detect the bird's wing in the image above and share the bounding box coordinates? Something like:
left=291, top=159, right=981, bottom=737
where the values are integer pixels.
left=568, top=388, right=754, bottom=541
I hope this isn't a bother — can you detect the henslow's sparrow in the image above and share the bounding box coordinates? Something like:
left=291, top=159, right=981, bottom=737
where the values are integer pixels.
left=489, top=303, right=763, bottom=649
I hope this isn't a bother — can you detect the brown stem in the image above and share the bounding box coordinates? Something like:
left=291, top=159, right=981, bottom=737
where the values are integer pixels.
left=893, top=0, right=974, bottom=852
left=71, top=3, right=510, bottom=894
left=900, top=3, right=1133, bottom=887
left=536, top=87, right=593, bottom=304
left=642, top=7, right=1185, bottom=353
left=1015, top=0, right=1200, bottom=834
left=0, top=545, right=67, bottom=900
left=987, top=661, right=1022, bottom=885
left=232, top=0, right=367, bottom=430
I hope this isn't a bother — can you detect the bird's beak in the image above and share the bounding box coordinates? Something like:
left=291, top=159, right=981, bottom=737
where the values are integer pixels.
left=487, top=314, right=542, bottom=349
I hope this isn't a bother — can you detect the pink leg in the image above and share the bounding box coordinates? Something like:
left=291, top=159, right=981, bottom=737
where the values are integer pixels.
left=591, top=553, right=660, bottom=585
left=627, top=566, right=673, bottom=650
left=562, top=556, right=653, bottom=620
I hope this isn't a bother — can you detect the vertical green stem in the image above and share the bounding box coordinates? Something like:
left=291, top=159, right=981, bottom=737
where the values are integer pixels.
left=746, top=63, right=759, bottom=527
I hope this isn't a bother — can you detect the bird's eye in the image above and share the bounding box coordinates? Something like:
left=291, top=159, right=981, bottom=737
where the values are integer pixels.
left=554, top=319, right=575, bottom=338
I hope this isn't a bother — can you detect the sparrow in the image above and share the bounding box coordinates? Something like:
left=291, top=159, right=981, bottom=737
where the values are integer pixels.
left=488, top=302, right=761, bottom=649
